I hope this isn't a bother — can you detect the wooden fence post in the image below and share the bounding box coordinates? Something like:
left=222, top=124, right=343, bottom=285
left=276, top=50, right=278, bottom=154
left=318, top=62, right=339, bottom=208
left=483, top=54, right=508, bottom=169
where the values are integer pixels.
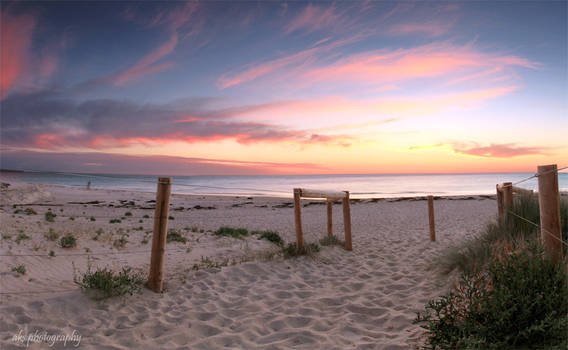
left=428, top=195, right=436, bottom=242
left=148, top=177, right=172, bottom=293
left=293, top=188, right=304, bottom=249
left=503, top=182, right=513, bottom=212
left=537, top=164, right=563, bottom=263
left=496, top=184, right=504, bottom=219
left=327, top=200, right=333, bottom=237
left=342, top=191, right=352, bottom=251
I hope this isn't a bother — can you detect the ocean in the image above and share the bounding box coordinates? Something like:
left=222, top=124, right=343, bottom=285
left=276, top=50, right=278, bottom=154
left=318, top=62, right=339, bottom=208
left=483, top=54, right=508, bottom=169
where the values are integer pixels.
left=2, top=170, right=567, bottom=199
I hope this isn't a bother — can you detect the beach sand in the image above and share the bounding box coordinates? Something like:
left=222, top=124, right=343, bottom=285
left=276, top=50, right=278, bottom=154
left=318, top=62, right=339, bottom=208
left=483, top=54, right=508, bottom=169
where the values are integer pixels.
left=0, top=179, right=496, bottom=349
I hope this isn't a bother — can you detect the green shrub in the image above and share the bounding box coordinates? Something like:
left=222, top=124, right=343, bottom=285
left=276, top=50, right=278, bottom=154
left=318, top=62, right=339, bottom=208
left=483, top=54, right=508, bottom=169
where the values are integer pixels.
left=253, top=230, right=284, bottom=246
left=49, top=250, right=55, bottom=257
left=282, top=242, right=320, bottom=258
left=214, top=227, right=249, bottom=239
left=14, top=233, right=30, bottom=244
left=319, top=235, right=345, bottom=247
left=166, top=229, right=187, bottom=243
left=45, top=211, right=56, bottom=222
left=113, top=235, right=128, bottom=249
left=60, top=234, right=77, bottom=248
left=124, top=212, right=132, bottom=216
left=44, top=228, right=59, bottom=241
left=143, top=214, right=150, bottom=218
left=168, top=215, right=174, bottom=220
left=438, top=194, right=567, bottom=275
left=12, top=265, right=26, bottom=276
left=24, top=208, right=37, bottom=215
left=74, top=262, right=144, bottom=300
left=90, top=216, right=96, bottom=221
left=109, top=219, right=121, bottom=224
left=415, top=242, right=568, bottom=349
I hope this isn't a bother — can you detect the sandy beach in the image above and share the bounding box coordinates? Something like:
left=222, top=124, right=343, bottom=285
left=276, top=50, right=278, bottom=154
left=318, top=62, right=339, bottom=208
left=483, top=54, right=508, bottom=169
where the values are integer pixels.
left=0, top=178, right=497, bottom=349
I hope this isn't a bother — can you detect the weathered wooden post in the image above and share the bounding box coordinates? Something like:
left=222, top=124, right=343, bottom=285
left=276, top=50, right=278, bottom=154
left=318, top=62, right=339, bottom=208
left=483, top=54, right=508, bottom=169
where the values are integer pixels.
left=428, top=195, right=436, bottom=242
left=342, top=191, right=352, bottom=251
left=148, top=177, right=172, bottom=292
left=293, top=188, right=304, bottom=249
left=496, top=184, right=504, bottom=219
left=537, top=164, right=563, bottom=263
left=503, top=182, right=513, bottom=212
left=327, top=200, right=333, bottom=237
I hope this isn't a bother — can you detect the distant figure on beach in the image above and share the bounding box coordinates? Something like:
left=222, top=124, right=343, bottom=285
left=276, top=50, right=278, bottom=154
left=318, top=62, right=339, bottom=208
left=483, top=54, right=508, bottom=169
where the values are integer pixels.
left=87, top=181, right=91, bottom=190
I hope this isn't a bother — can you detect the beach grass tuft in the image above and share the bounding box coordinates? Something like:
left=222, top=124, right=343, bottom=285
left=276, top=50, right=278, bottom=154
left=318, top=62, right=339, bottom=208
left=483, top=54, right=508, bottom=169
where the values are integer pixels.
left=253, top=230, right=284, bottom=246
left=214, top=227, right=249, bottom=239
left=60, top=234, right=77, bottom=248
left=15, top=233, right=30, bottom=244
left=44, top=211, right=56, bottom=222
left=282, top=242, right=320, bottom=258
left=74, top=261, right=144, bottom=300
left=319, top=235, right=345, bottom=247
left=437, top=193, right=567, bottom=275
left=166, top=229, right=187, bottom=243
left=113, top=235, right=128, bottom=249
left=44, top=228, right=59, bottom=241
left=12, top=265, right=26, bottom=276
left=416, top=193, right=568, bottom=349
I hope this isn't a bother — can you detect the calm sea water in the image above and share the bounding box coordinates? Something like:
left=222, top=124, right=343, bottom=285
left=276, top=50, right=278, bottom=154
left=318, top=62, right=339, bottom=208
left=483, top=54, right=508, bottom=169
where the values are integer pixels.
left=2, top=170, right=567, bottom=199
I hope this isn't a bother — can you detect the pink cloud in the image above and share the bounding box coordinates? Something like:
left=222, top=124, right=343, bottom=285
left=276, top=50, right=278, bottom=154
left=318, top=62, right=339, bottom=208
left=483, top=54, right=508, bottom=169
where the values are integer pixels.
left=303, top=43, right=539, bottom=87
left=388, top=22, right=452, bottom=37
left=452, top=143, right=550, bottom=158
left=0, top=9, right=36, bottom=97
left=284, top=4, right=343, bottom=35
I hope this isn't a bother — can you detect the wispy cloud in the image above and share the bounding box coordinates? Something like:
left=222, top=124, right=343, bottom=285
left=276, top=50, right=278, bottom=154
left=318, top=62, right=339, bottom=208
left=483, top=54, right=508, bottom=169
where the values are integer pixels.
left=388, top=22, right=453, bottom=37
left=284, top=4, right=344, bottom=35
left=109, top=1, right=199, bottom=86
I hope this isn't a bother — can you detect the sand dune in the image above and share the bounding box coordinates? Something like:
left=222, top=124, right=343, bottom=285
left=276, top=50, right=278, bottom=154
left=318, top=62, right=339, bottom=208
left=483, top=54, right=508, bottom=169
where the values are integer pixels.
left=0, top=182, right=495, bottom=349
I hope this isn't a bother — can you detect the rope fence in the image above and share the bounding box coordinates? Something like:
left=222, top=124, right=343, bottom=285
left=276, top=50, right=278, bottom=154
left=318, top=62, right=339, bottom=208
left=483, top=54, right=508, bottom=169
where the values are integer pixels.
left=2, top=164, right=566, bottom=296
left=496, top=164, right=566, bottom=262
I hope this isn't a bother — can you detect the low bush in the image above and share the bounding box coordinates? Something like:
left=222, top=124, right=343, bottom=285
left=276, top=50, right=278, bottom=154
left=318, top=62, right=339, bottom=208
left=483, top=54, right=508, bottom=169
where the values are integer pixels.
left=60, top=234, right=77, bottom=248
left=44, top=228, right=59, bottom=241
left=282, top=242, right=320, bottom=258
left=415, top=242, right=568, bottom=349
left=109, top=219, right=121, bottom=224
left=214, top=227, right=249, bottom=239
left=12, top=265, right=26, bottom=276
left=15, top=233, right=30, bottom=244
left=74, top=262, right=144, bottom=300
left=24, top=208, right=37, bottom=215
left=253, top=230, right=284, bottom=246
left=319, top=235, right=345, bottom=247
left=113, top=235, right=128, bottom=249
left=124, top=212, right=132, bottom=216
left=45, top=211, right=56, bottom=222
left=166, top=229, right=187, bottom=243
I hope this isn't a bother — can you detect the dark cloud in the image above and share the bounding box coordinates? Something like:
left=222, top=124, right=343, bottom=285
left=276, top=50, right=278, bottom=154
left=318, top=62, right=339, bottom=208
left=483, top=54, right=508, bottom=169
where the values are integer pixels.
left=0, top=89, right=345, bottom=148
left=0, top=149, right=327, bottom=175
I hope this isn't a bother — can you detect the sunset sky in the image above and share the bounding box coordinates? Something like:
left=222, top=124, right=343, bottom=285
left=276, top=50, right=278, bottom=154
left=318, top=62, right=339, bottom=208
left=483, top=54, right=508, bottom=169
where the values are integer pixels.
left=1, top=1, right=566, bottom=175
